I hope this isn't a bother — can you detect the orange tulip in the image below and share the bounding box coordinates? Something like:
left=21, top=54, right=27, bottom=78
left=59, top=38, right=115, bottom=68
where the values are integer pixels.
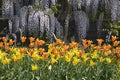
left=97, top=39, right=103, bottom=45
left=2, top=37, right=7, bottom=42
left=102, top=45, right=107, bottom=52
left=87, top=40, right=93, bottom=46
left=56, top=39, right=62, bottom=44
left=112, top=48, right=120, bottom=54
left=20, top=48, right=26, bottom=54
left=90, top=44, right=95, bottom=50
left=82, top=39, right=87, bottom=45
left=21, top=36, right=26, bottom=43
left=63, top=45, right=69, bottom=52
left=29, top=42, right=35, bottom=48
left=69, top=41, right=79, bottom=48
left=30, top=49, right=34, bottom=55
left=79, top=50, right=84, bottom=56
left=9, top=39, right=14, bottom=45
left=39, top=48, right=45, bottom=54
left=54, top=51, right=59, bottom=56
left=107, top=44, right=112, bottom=49
left=0, top=42, right=3, bottom=48
left=83, top=43, right=87, bottom=49
left=52, top=47, right=57, bottom=53
left=5, top=46, right=10, bottom=52
left=111, top=49, right=116, bottom=54
left=5, top=43, right=9, bottom=47
left=113, top=41, right=119, bottom=47
left=112, top=35, right=117, bottom=41
left=59, top=42, right=65, bottom=46
left=35, top=39, right=39, bottom=46
left=42, top=52, right=49, bottom=59
left=35, top=39, right=45, bottom=46
left=96, top=46, right=101, bottom=52
left=52, top=42, right=56, bottom=47
left=29, top=37, right=35, bottom=43
left=59, top=51, right=64, bottom=55
left=38, top=40, right=45, bottom=46
left=117, top=53, right=120, bottom=58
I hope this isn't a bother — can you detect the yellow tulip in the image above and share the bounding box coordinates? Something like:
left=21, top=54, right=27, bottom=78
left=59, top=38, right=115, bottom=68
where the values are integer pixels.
left=56, top=54, right=61, bottom=60
left=99, top=57, right=104, bottom=62
left=51, top=58, right=57, bottom=64
left=0, top=52, right=5, bottom=60
left=1, top=58, right=11, bottom=65
left=31, top=65, right=38, bottom=71
left=82, top=54, right=89, bottom=63
left=65, top=55, right=71, bottom=62
left=89, top=60, right=95, bottom=67
left=106, top=58, right=111, bottom=64
left=32, top=54, right=40, bottom=61
left=91, top=50, right=99, bottom=59
left=72, top=57, right=80, bottom=66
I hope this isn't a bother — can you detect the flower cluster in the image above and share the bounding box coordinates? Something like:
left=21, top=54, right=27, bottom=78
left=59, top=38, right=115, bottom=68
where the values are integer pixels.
left=0, top=36, right=120, bottom=79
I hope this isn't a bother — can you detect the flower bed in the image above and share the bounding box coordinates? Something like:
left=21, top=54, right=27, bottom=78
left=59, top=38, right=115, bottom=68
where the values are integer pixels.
left=0, top=36, right=120, bottom=80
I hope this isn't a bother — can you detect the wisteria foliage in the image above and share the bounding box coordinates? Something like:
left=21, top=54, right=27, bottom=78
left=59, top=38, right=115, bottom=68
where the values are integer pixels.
left=2, top=0, right=120, bottom=42
left=19, top=6, right=28, bottom=36
left=110, top=0, right=119, bottom=22
left=91, top=0, right=99, bottom=18
left=97, top=12, right=104, bottom=38
left=2, top=0, right=14, bottom=19
left=74, top=11, right=89, bottom=42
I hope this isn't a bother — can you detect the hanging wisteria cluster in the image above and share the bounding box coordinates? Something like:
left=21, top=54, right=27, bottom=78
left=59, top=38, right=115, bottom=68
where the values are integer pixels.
left=2, top=0, right=120, bottom=42
left=2, top=0, right=62, bottom=42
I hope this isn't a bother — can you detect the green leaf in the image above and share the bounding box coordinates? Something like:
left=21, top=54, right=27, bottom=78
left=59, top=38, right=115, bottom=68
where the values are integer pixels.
left=112, top=29, right=119, bottom=36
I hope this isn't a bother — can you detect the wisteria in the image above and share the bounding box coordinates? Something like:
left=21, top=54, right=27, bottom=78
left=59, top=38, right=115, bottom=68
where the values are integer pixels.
left=110, top=0, right=118, bottom=22
left=117, top=1, right=120, bottom=21
left=19, top=6, right=28, bottom=36
left=2, top=0, right=14, bottom=19
left=38, top=11, right=45, bottom=38
left=91, top=0, right=99, bottom=18
left=27, top=6, right=36, bottom=37
left=74, top=11, right=89, bottom=42
left=48, top=14, right=56, bottom=42
left=2, top=0, right=120, bottom=42
left=85, top=0, right=91, bottom=14
left=97, top=12, right=104, bottom=38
